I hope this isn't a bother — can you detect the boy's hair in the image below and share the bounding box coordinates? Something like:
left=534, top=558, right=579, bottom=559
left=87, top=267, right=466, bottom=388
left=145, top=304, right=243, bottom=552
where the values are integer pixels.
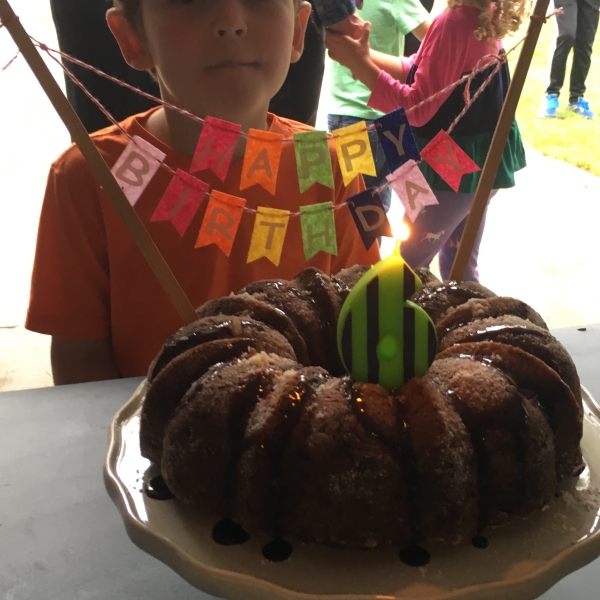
left=114, top=0, right=303, bottom=27
left=448, top=0, right=531, bottom=40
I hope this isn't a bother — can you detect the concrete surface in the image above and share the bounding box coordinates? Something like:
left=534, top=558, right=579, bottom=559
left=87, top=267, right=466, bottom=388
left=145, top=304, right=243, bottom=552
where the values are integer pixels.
left=1, top=0, right=599, bottom=392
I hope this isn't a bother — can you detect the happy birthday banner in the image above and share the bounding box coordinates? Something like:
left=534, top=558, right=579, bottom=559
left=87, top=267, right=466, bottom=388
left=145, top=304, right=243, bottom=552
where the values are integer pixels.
left=4, top=36, right=516, bottom=260
left=110, top=106, right=485, bottom=259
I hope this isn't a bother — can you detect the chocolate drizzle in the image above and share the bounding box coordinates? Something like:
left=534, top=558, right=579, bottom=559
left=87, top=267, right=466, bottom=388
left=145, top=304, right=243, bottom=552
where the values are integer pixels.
left=472, top=534, right=489, bottom=549
left=399, top=544, right=430, bottom=566
left=347, top=381, right=421, bottom=543
left=269, top=379, right=311, bottom=533
left=267, top=371, right=328, bottom=535
left=144, top=475, right=175, bottom=500
left=444, top=352, right=536, bottom=513
left=150, top=321, right=253, bottom=380
left=262, top=538, right=293, bottom=562
left=440, top=360, right=532, bottom=530
left=452, top=324, right=547, bottom=347
left=442, top=387, right=491, bottom=532
left=212, top=519, right=250, bottom=545
left=223, top=373, right=273, bottom=514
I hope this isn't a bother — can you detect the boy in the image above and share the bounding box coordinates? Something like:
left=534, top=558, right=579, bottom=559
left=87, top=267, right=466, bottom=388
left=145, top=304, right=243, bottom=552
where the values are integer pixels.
left=26, top=0, right=380, bottom=385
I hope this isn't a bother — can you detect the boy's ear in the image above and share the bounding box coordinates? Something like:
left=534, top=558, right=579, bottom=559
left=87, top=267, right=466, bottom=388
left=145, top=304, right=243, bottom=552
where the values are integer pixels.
left=290, top=1, right=312, bottom=64
left=106, top=8, right=154, bottom=71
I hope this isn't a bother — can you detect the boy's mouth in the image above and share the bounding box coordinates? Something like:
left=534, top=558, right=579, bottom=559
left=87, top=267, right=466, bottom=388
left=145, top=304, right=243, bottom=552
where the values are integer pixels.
left=208, top=60, right=259, bottom=69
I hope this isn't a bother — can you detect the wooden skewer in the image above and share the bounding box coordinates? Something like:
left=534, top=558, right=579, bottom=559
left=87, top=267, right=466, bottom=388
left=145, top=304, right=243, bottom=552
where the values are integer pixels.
left=0, top=0, right=198, bottom=325
left=448, top=0, right=551, bottom=281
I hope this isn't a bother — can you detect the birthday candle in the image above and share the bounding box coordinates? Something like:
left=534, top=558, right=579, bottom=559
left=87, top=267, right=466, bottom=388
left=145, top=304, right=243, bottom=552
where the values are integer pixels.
left=337, top=241, right=437, bottom=390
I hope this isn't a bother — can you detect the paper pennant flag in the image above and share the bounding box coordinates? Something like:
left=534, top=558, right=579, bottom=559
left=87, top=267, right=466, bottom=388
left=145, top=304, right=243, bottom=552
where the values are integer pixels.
left=346, top=189, right=393, bottom=250
left=374, top=107, right=420, bottom=172
left=300, top=202, right=337, bottom=260
left=111, top=135, right=166, bottom=206
left=294, top=130, right=334, bottom=193
left=421, top=131, right=480, bottom=192
left=195, top=190, right=246, bottom=257
left=150, top=169, right=209, bottom=236
left=190, top=116, right=241, bottom=181
left=240, top=129, right=283, bottom=195
left=386, top=160, right=438, bottom=222
left=332, top=121, right=377, bottom=187
left=247, top=207, right=290, bottom=266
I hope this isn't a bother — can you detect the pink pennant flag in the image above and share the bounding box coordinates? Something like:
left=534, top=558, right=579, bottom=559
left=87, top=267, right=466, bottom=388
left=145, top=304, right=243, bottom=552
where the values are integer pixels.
left=190, top=116, right=241, bottom=181
left=150, top=169, right=209, bottom=236
left=386, top=160, right=438, bottom=222
left=421, top=131, right=480, bottom=193
left=111, top=135, right=166, bottom=206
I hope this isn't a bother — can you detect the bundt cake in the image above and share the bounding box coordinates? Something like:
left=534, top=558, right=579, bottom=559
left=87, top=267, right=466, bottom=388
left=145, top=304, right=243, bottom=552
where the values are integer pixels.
left=139, top=265, right=585, bottom=550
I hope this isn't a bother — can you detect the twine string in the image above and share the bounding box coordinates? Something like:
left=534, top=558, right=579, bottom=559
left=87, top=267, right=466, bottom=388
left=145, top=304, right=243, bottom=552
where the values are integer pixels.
left=32, top=37, right=512, bottom=213
left=2, top=49, right=19, bottom=70
left=32, top=35, right=523, bottom=143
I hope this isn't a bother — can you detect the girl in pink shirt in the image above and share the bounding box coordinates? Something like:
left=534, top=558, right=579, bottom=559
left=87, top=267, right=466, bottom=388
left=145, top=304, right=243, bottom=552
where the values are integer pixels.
left=326, top=0, right=528, bottom=282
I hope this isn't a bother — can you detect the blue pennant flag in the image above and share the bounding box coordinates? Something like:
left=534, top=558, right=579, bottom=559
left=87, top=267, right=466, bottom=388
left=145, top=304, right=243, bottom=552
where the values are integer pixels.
left=374, top=107, right=420, bottom=172
left=346, top=189, right=393, bottom=250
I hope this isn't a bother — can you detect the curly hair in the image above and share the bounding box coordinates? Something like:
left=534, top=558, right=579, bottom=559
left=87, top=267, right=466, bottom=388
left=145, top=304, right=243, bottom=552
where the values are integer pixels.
left=113, top=0, right=304, bottom=27
left=446, top=0, right=531, bottom=40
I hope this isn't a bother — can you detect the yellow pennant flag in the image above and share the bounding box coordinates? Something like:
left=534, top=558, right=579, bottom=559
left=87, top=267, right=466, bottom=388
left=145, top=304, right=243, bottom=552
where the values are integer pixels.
left=332, top=121, right=377, bottom=186
left=247, top=207, right=290, bottom=266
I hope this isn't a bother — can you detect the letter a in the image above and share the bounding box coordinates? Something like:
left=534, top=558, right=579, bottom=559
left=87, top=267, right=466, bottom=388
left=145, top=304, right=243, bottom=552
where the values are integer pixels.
left=405, top=181, right=429, bottom=210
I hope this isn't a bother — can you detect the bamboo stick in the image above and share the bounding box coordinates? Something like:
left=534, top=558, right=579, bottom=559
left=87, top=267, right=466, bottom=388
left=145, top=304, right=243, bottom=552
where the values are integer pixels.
left=0, top=0, right=198, bottom=325
left=448, top=0, right=551, bottom=281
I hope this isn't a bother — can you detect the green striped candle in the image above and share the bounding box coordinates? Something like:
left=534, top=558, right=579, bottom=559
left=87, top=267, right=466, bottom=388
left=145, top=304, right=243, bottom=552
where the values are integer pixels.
left=337, top=241, right=438, bottom=390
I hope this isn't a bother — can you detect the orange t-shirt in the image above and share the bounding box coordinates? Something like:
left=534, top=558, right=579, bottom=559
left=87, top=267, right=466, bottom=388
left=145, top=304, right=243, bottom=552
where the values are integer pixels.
left=26, top=109, right=380, bottom=377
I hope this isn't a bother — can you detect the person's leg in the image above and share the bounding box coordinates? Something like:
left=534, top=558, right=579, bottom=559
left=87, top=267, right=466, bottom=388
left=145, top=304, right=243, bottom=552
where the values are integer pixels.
left=438, top=190, right=497, bottom=282
left=546, top=0, right=578, bottom=97
left=400, top=190, right=475, bottom=275
left=269, top=1, right=325, bottom=126
left=568, top=0, right=600, bottom=103
left=50, top=0, right=158, bottom=133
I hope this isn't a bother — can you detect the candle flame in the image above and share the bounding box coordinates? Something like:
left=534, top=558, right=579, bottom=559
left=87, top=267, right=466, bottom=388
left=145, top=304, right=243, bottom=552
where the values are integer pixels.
left=397, top=222, right=411, bottom=242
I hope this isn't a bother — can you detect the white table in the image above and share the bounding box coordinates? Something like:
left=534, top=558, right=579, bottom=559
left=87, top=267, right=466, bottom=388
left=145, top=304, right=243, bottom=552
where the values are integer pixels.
left=1, top=324, right=598, bottom=599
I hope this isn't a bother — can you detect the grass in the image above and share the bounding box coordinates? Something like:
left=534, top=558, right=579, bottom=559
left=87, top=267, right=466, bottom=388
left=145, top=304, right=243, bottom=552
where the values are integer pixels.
left=505, top=16, right=600, bottom=176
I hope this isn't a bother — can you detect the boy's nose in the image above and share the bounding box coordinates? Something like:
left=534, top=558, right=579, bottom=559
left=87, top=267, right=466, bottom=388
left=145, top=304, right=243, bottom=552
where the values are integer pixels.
left=213, top=0, right=248, bottom=38
left=216, top=26, right=246, bottom=37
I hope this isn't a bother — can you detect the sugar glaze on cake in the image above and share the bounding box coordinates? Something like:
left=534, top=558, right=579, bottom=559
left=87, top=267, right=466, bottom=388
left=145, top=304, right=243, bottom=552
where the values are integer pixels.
left=139, top=267, right=584, bottom=549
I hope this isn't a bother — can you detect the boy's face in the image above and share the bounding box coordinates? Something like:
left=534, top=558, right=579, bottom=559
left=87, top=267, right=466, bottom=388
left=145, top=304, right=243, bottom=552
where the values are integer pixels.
left=109, top=0, right=310, bottom=123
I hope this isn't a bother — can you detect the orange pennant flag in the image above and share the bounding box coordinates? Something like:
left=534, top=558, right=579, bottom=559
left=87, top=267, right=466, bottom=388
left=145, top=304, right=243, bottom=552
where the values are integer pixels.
left=195, top=190, right=246, bottom=257
left=240, top=129, right=283, bottom=195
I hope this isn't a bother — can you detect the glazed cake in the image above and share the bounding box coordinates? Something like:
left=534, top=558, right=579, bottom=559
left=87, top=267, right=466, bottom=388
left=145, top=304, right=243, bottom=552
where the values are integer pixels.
left=139, top=267, right=584, bottom=549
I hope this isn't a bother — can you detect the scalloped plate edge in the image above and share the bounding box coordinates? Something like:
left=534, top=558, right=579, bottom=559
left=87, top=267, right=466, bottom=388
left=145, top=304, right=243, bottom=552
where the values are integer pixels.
left=104, top=383, right=600, bottom=600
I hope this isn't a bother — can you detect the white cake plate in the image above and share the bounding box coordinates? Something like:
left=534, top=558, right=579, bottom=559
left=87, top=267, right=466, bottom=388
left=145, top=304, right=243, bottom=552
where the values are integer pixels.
left=104, top=382, right=600, bottom=600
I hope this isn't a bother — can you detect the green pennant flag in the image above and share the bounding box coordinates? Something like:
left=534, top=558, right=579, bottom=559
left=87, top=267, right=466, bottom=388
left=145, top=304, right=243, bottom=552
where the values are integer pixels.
left=300, top=202, right=338, bottom=260
left=294, top=131, right=335, bottom=193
